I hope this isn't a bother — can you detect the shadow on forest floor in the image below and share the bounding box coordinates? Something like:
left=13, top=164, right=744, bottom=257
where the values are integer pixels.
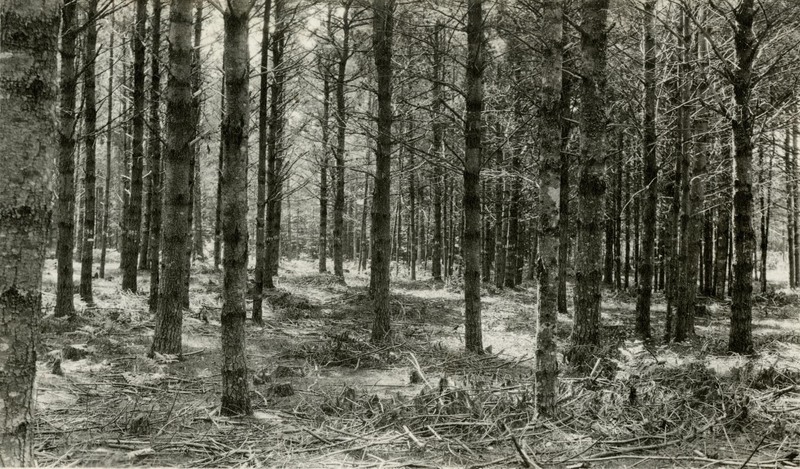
left=34, top=253, right=800, bottom=467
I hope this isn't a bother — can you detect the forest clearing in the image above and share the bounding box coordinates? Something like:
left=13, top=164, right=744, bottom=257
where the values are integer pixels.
left=32, top=253, right=800, bottom=467
left=4, top=0, right=800, bottom=466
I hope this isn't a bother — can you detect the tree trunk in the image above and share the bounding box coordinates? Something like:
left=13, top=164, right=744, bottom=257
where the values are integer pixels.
left=56, top=0, right=79, bottom=318
left=359, top=149, right=370, bottom=272
left=614, top=133, right=623, bottom=290
left=714, top=140, right=732, bottom=299
left=728, top=0, right=757, bottom=355
left=0, top=3, right=58, bottom=462
left=100, top=7, right=114, bottom=280
left=793, top=121, right=799, bottom=288
left=536, top=0, right=562, bottom=415
left=80, top=0, right=100, bottom=304
left=265, top=0, right=286, bottom=289
left=151, top=0, right=193, bottom=356
left=494, top=140, right=506, bottom=289
left=253, top=0, right=271, bottom=321
left=463, top=0, right=484, bottom=353
left=558, top=73, right=573, bottom=315
left=370, top=0, right=394, bottom=343
left=431, top=22, right=444, bottom=282
left=121, top=0, right=148, bottom=292
left=214, top=77, right=224, bottom=270
left=759, top=140, right=773, bottom=293
left=333, top=3, right=352, bottom=281
left=318, top=68, right=330, bottom=273
left=569, top=0, right=608, bottom=369
left=410, top=151, right=417, bottom=280
left=220, top=0, right=253, bottom=415
left=148, top=0, right=163, bottom=313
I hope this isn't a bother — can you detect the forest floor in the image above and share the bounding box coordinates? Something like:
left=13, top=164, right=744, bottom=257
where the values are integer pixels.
left=33, top=251, right=800, bottom=468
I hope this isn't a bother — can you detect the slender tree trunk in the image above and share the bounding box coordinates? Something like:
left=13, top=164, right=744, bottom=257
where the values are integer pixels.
left=100, top=5, right=114, bottom=280
left=370, top=0, right=394, bottom=343
left=793, top=121, right=799, bottom=288
left=359, top=150, right=370, bottom=272
left=0, top=3, right=58, bottom=464
left=715, top=140, right=732, bottom=299
left=253, top=0, right=271, bottom=321
left=569, top=0, right=608, bottom=369
left=80, top=0, right=100, bottom=304
left=318, top=70, right=330, bottom=273
left=56, top=0, right=79, bottom=318
left=624, top=163, right=631, bottom=289
left=494, top=141, right=506, bottom=289
left=214, top=77, right=224, bottom=270
left=265, top=0, right=286, bottom=288
left=536, top=0, right=562, bottom=415
left=785, top=128, right=795, bottom=288
left=410, top=151, right=417, bottom=280
left=558, top=73, right=573, bottom=315
left=431, top=22, right=444, bottom=282
left=463, top=0, right=484, bottom=353
left=728, top=0, right=757, bottom=355
left=148, top=0, right=163, bottom=313
left=151, top=0, right=193, bottom=356
left=121, top=0, right=148, bottom=291
left=220, top=0, right=253, bottom=415
left=333, top=3, right=352, bottom=281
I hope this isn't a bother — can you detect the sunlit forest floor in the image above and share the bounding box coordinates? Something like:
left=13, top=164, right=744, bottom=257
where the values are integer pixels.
left=34, top=250, right=800, bottom=467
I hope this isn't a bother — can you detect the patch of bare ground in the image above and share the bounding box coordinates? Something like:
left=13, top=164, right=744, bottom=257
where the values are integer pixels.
left=34, top=255, right=800, bottom=467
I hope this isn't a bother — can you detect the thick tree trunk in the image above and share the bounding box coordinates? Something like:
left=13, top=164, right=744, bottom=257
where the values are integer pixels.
left=569, top=0, right=608, bottom=369
left=100, top=10, right=114, bottom=280
left=463, top=0, right=484, bottom=353
left=265, top=0, right=286, bottom=289
left=636, top=0, right=657, bottom=335
left=253, top=0, right=271, bottom=321
left=151, top=0, right=193, bottom=356
left=728, top=0, right=757, bottom=355
left=220, top=0, right=252, bottom=415
left=148, top=0, right=163, bottom=313
left=0, top=3, right=58, bottom=462
left=80, top=0, right=100, bottom=304
left=536, top=0, right=562, bottom=415
left=558, top=73, right=573, bottom=315
left=121, top=0, right=148, bottom=292
left=56, top=0, right=79, bottom=318
left=370, top=0, right=394, bottom=343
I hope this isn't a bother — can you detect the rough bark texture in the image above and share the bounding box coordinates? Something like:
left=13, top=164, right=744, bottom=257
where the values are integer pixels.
left=0, top=2, right=59, bottom=463
left=151, top=0, right=193, bottom=356
left=99, top=6, right=114, bottom=280
left=265, top=0, right=286, bottom=288
left=333, top=3, right=352, bottom=281
left=463, top=0, right=484, bottom=353
left=148, top=0, right=163, bottom=313
left=79, top=0, right=100, bottom=304
left=56, top=0, right=78, bottom=318
left=714, top=141, right=732, bottom=299
left=558, top=72, right=573, bottom=315
left=536, top=0, right=562, bottom=415
left=253, top=0, right=271, bottom=321
left=121, top=0, right=148, bottom=292
left=370, top=0, right=394, bottom=343
left=214, top=78, right=224, bottom=270
left=569, top=0, right=608, bottom=370
left=635, top=0, right=657, bottom=339
left=220, top=1, right=252, bottom=415
left=318, top=70, right=330, bottom=273
left=430, top=22, right=444, bottom=282
left=729, top=0, right=757, bottom=354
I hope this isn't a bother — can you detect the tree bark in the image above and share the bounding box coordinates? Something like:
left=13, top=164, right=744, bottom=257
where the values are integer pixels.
left=151, top=0, right=193, bottom=356
left=370, top=0, right=394, bottom=343
left=728, top=0, right=757, bottom=355
left=147, top=0, right=163, bottom=313
left=558, top=71, right=573, bottom=315
left=430, top=22, right=444, bottom=282
left=536, top=0, right=562, bottom=415
left=56, top=0, right=79, bottom=318
left=121, top=0, right=148, bottom=292
left=220, top=0, right=253, bottom=415
left=253, top=0, right=271, bottom=321
left=100, top=6, right=114, bottom=280
left=318, top=65, right=330, bottom=273
left=214, top=77, right=224, bottom=270
left=333, top=2, right=352, bottom=281
left=714, top=140, right=732, bottom=299
left=0, top=2, right=59, bottom=462
left=569, top=0, right=608, bottom=369
left=636, top=0, right=658, bottom=339
left=463, top=0, right=484, bottom=353
left=80, top=0, right=100, bottom=304
left=265, top=0, right=286, bottom=289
